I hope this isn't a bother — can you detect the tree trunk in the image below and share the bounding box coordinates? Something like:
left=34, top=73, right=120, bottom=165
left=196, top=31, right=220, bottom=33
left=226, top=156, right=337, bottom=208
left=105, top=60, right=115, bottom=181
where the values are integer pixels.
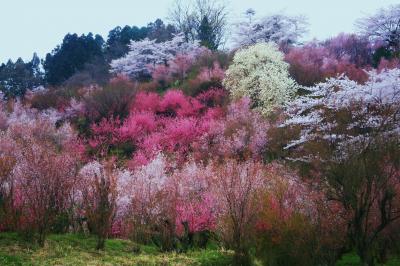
left=37, top=231, right=46, bottom=247
left=358, top=247, right=375, bottom=266
left=96, top=236, right=105, bottom=250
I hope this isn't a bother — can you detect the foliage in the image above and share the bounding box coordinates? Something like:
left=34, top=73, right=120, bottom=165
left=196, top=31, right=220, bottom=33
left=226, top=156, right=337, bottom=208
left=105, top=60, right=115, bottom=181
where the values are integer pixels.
left=223, top=42, right=297, bottom=116
left=0, top=54, right=43, bottom=98
left=44, top=33, right=104, bottom=85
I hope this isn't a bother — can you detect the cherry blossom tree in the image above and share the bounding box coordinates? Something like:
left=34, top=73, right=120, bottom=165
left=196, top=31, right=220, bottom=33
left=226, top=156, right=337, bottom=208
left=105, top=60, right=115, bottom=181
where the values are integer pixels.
left=283, top=69, right=400, bottom=152
left=356, top=4, right=400, bottom=53
left=282, top=69, right=400, bottom=265
left=233, top=12, right=308, bottom=48
left=110, top=34, right=204, bottom=79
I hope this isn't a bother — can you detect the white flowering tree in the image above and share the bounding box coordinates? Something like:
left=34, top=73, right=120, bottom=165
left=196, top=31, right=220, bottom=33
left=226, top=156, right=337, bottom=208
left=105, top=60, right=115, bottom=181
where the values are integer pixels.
left=110, top=34, right=204, bottom=79
left=356, top=4, right=400, bottom=52
left=233, top=11, right=308, bottom=48
left=283, top=69, right=400, bottom=155
left=223, top=42, right=297, bottom=116
left=281, top=69, right=400, bottom=265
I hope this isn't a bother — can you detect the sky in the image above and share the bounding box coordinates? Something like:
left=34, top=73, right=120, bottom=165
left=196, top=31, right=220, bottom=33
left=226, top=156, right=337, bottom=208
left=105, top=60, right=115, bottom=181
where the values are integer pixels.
left=0, top=0, right=398, bottom=63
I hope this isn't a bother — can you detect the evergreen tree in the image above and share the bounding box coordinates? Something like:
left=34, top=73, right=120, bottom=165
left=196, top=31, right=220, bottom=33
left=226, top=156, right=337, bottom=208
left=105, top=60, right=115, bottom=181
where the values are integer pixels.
left=198, top=16, right=217, bottom=50
left=43, top=33, right=104, bottom=85
left=0, top=53, right=43, bottom=98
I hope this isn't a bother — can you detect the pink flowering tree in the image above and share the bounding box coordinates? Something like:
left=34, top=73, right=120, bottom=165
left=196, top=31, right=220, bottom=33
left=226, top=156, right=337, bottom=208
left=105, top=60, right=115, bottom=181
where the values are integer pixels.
left=172, top=161, right=216, bottom=249
left=211, top=159, right=266, bottom=263
left=121, top=153, right=179, bottom=250
left=255, top=163, right=347, bottom=265
left=78, top=160, right=118, bottom=250
left=285, top=42, right=369, bottom=86
left=0, top=103, right=79, bottom=245
left=194, top=97, right=268, bottom=161
left=0, top=134, right=17, bottom=231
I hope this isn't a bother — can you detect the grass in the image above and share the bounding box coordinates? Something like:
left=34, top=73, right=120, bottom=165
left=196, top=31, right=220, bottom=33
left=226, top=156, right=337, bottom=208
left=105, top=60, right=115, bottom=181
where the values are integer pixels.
left=1, top=232, right=399, bottom=266
left=336, top=252, right=400, bottom=266
left=0, top=232, right=234, bottom=266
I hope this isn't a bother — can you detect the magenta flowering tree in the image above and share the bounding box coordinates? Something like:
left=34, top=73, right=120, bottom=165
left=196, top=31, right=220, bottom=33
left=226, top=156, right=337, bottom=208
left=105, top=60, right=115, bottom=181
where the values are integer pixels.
left=84, top=89, right=271, bottom=168
left=84, top=89, right=226, bottom=167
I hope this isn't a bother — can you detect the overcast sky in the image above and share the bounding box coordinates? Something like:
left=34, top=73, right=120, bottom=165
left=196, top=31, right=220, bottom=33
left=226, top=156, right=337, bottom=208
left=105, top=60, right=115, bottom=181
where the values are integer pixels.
left=0, top=0, right=398, bottom=63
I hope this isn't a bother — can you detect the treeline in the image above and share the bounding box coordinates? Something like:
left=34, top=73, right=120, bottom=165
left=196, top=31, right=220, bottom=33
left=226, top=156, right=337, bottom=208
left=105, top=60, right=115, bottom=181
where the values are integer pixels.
left=0, top=19, right=179, bottom=98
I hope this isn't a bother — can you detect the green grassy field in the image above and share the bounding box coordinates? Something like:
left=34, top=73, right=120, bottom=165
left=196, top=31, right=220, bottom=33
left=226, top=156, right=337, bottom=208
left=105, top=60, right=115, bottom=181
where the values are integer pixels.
left=0, top=232, right=233, bottom=266
left=0, top=232, right=399, bottom=265
left=336, top=253, right=400, bottom=266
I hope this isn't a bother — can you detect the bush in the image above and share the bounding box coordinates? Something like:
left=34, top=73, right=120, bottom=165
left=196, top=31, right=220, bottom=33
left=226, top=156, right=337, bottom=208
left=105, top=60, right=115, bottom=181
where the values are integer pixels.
left=82, top=76, right=137, bottom=124
left=29, top=86, right=81, bottom=110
